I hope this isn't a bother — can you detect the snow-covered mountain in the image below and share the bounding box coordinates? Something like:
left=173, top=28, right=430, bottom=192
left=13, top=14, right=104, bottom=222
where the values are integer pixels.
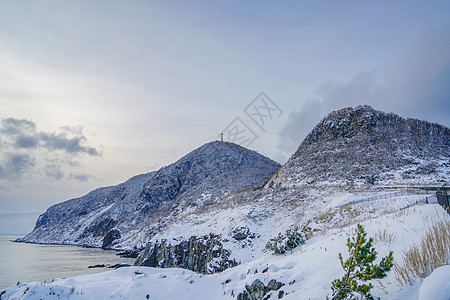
left=18, top=141, right=281, bottom=250
left=10, top=105, right=450, bottom=299
left=270, top=105, right=449, bottom=188
left=126, top=105, right=449, bottom=278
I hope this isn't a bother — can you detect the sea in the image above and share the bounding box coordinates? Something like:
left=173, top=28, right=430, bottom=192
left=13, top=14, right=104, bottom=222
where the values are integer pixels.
left=0, top=236, right=135, bottom=290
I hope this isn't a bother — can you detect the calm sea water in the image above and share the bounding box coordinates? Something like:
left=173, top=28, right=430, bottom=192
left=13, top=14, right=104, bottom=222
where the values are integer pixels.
left=0, top=236, right=135, bottom=290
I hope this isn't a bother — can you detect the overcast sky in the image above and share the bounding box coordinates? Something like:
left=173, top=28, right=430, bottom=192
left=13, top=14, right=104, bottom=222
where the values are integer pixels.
left=1, top=1, right=449, bottom=234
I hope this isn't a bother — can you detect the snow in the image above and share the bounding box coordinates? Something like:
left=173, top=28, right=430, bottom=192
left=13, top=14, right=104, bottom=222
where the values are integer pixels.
left=3, top=204, right=449, bottom=299
left=6, top=108, right=450, bottom=298
left=418, top=265, right=450, bottom=300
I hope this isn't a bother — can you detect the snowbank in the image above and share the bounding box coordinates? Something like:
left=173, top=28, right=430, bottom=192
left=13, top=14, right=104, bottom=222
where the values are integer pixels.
left=418, top=265, right=450, bottom=300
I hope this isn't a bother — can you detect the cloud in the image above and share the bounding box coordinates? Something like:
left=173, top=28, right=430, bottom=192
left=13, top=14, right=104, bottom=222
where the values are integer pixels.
left=277, top=100, right=325, bottom=160
left=1, top=118, right=102, bottom=156
left=278, top=27, right=450, bottom=160
left=39, top=132, right=101, bottom=156
left=0, top=118, right=36, bottom=135
left=44, top=163, right=64, bottom=180
left=0, top=153, right=35, bottom=181
left=0, top=118, right=101, bottom=183
left=15, top=135, right=39, bottom=149
left=69, top=173, right=93, bottom=182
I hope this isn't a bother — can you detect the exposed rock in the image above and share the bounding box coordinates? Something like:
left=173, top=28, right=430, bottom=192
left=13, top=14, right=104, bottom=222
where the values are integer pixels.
left=135, top=234, right=239, bottom=274
left=102, top=229, right=121, bottom=249
left=232, top=226, right=250, bottom=240
left=87, top=264, right=106, bottom=269
left=267, top=279, right=284, bottom=291
left=107, top=263, right=130, bottom=269
left=116, top=248, right=142, bottom=258
left=237, top=279, right=285, bottom=300
left=245, top=279, right=266, bottom=299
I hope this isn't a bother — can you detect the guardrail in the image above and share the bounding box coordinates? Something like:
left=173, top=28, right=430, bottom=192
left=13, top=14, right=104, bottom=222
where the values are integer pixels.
left=336, top=190, right=412, bottom=208
left=436, top=191, right=450, bottom=215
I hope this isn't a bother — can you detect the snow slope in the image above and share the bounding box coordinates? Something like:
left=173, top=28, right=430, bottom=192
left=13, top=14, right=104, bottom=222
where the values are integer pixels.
left=7, top=106, right=449, bottom=299
left=3, top=204, right=448, bottom=299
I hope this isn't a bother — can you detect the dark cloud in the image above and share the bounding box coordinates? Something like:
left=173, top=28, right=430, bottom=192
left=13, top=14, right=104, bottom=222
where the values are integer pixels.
left=0, top=153, right=35, bottom=181
left=39, top=132, right=101, bottom=156
left=1, top=118, right=102, bottom=157
left=69, top=173, right=93, bottom=182
left=278, top=27, right=450, bottom=160
left=15, top=135, right=39, bottom=149
left=0, top=118, right=101, bottom=183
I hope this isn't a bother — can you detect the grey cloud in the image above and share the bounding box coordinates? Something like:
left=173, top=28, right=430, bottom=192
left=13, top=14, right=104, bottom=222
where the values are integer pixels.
left=15, top=135, right=39, bottom=149
left=44, top=164, right=64, bottom=180
left=0, top=118, right=102, bottom=156
left=0, top=118, right=101, bottom=182
left=277, top=27, right=450, bottom=161
left=0, top=153, right=35, bottom=181
left=0, top=118, right=36, bottom=136
left=39, top=132, right=101, bottom=156
left=69, top=173, right=93, bottom=182
left=277, top=101, right=324, bottom=159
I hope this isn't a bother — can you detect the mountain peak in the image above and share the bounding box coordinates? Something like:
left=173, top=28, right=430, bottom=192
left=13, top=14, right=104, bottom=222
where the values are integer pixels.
left=20, top=140, right=280, bottom=249
left=298, top=105, right=383, bottom=150
left=279, top=105, right=449, bottom=187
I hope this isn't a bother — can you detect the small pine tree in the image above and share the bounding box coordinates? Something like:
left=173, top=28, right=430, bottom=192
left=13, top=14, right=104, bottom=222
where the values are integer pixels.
left=266, top=226, right=307, bottom=255
left=366, top=175, right=378, bottom=185
left=284, top=226, right=305, bottom=252
left=329, top=224, right=394, bottom=300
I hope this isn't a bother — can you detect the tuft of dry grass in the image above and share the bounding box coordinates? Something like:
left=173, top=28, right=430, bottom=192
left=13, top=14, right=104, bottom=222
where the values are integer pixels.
left=394, top=218, right=450, bottom=285
left=375, top=228, right=396, bottom=244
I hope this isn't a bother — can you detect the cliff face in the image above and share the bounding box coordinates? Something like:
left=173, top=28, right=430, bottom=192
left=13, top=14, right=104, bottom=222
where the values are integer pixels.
left=135, top=234, right=239, bottom=274
left=19, top=141, right=281, bottom=250
left=272, top=105, right=450, bottom=187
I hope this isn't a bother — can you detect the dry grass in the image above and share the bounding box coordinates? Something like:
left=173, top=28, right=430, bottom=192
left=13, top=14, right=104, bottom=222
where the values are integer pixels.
left=375, top=228, right=396, bottom=244
left=394, top=218, right=450, bottom=285
left=316, top=209, right=336, bottom=223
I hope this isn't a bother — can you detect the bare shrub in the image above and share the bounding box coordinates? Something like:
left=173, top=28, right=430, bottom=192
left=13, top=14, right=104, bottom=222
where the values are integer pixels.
left=375, top=229, right=396, bottom=244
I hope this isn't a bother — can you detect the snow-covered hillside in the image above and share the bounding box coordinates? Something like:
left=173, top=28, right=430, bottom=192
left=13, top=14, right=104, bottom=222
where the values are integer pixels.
left=3, top=204, right=449, bottom=299
left=18, top=141, right=280, bottom=250
left=8, top=105, right=449, bottom=299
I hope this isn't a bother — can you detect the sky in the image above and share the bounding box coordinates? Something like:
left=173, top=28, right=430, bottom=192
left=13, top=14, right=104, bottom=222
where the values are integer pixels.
left=0, top=0, right=449, bottom=234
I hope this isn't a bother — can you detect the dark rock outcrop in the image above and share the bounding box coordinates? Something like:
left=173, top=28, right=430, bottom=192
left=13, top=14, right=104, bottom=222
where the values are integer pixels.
left=135, top=234, right=239, bottom=274
left=102, top=229, right=121, bottom=249
left=237, top=279, right=285, bottom=300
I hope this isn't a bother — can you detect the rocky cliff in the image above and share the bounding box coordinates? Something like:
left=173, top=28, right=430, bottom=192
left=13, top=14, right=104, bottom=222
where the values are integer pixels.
left=18, top=141, right=280, bottom=250
left=135, top=234, right=239, bottom=274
